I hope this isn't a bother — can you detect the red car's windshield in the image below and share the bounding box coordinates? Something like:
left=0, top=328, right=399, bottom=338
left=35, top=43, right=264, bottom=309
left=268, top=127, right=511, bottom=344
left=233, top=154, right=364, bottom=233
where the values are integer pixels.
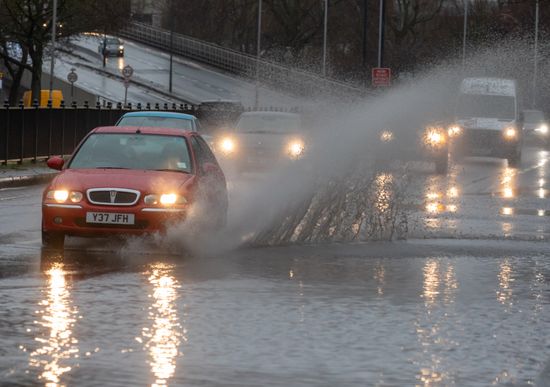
left=69, top=133, right=192, bottom=172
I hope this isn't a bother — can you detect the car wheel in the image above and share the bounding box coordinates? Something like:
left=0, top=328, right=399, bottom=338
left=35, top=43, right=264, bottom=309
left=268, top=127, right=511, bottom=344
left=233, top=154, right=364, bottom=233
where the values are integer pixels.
left=42, top=229, right=65, bottom=249
left=507, top=148, right=522, bottom=168
left=435, top=155, right=448, bottom=175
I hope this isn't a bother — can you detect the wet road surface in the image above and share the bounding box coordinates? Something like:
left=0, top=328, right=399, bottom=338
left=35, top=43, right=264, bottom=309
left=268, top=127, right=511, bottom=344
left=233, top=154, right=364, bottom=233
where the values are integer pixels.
left=1, top=146, right=550, bottom=386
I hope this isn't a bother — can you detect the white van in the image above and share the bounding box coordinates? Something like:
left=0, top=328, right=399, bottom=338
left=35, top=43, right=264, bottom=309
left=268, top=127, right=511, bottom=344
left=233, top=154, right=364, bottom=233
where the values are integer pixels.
left=451, top=77, right=522, bottom=167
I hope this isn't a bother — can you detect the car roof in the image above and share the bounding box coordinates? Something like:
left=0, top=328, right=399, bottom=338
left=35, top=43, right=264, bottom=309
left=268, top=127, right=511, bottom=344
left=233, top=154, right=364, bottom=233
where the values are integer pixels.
left=92, top=126, right=197, bottom=137
left=120, top=111, right=197, bottom=120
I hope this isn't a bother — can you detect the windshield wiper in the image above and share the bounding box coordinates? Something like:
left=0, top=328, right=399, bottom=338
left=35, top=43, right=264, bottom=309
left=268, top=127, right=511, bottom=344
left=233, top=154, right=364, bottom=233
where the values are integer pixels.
left=96, top=166, right=129, bottom=169
left=153, top=168, right=190, bottom=174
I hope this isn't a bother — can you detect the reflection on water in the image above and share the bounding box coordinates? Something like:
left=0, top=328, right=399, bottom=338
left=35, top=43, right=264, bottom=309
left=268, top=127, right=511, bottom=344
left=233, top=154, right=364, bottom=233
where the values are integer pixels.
left=374, top=173, right=394, bottom=214
left=422, top=259, right=440, bottom=307
left=117, top=57, right=125, bottom=70
left=422, top=171, right=461, bottom=230
left=373, top=263, right=386, bottom=296
left=500, top=167, right=516, bottom=199
left=497, top=259, right=513, bottom=306
left=416, top=258, right=459, bottom=386
left=29, top=262, right=79, bottom=387
left=141, top=263, right=184, bottom=387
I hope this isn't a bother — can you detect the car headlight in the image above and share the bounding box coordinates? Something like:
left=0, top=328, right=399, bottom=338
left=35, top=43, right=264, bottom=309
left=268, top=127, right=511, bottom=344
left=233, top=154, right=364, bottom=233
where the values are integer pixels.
left=424, top=127, right=446, bottom=147
left=504, top=127, right=517, bottom=140
left=118, top=45, right=124, bottom=50
left=46, top=190, right=83, bottom=203
left=219, top=137, right=236, bottom=155
left=144, top=193, right=187, bottom=206
left=535, top=124, right=548, bottom=134
left=287, top=139, right=305, bottom=158
left=380, top=130, right=394, bottom=142
left=447, top=125, right=462, bottom=137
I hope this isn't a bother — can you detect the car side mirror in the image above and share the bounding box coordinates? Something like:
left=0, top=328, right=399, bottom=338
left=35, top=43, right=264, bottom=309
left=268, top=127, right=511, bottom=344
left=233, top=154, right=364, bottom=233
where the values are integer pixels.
left=47, top=156, right=64, bottom=171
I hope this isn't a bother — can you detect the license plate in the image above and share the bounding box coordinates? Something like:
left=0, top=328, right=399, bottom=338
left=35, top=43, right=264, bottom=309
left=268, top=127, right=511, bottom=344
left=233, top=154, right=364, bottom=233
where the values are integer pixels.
left=86, top=212, right=135, bottom=225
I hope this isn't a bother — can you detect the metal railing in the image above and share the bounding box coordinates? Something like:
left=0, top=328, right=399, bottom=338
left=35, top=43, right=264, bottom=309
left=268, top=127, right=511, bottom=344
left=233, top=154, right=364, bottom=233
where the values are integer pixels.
left=0, top=100, right=295, bottom=163
left=119, top=22, right=367, bottom=100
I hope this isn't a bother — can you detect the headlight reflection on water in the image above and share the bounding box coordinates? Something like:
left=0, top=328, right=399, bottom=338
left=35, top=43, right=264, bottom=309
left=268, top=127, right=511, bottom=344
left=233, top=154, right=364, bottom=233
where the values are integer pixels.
left=29, top=263, right=79, bottom=387
left=141, top=263, right=185, bottom=387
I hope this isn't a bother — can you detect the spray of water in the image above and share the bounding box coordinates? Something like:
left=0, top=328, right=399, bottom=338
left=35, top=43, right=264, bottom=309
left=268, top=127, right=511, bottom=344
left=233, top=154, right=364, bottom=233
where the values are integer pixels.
left=142, top=37, right=545, bottom=254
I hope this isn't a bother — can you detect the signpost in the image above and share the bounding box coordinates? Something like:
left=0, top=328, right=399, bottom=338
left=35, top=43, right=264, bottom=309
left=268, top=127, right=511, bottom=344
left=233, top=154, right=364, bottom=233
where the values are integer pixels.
left=121, top=65, right=133, bottom=105
left=67, top=68, right=78, bottom=98
left=372, top=67, right=391, bottom=87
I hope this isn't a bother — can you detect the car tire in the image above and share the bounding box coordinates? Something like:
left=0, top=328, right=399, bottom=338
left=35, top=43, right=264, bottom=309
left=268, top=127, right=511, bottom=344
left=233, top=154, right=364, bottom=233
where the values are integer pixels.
left=507, top=148, right=522, bottom=168
left=42, top=229, right=65, bottom=249
left=435, top=155, right=448, bottom=175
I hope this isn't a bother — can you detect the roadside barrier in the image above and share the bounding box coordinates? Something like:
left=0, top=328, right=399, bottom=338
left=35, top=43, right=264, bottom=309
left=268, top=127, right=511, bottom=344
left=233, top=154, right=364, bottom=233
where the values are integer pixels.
left=0, top=100, right=298, bottom=164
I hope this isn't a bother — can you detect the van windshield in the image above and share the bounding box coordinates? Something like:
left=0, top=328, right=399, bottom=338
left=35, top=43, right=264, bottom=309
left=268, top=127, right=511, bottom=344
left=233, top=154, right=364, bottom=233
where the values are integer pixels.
left=456, top=94, right=515, bottom=120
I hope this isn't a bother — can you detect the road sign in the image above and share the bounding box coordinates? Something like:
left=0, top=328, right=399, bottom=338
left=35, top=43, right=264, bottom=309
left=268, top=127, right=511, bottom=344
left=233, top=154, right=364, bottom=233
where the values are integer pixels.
left=122, top=65, right=134, bottom=78
left=67, top=69, right=78, bottom=83
left=372, top=67, right=391, bottom=87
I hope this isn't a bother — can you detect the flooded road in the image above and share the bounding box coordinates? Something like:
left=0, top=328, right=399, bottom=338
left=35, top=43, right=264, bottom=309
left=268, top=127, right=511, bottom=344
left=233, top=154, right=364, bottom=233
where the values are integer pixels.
left=1, top=242, right=550, bottom=386
left=2, top=145, right=550, bottom=386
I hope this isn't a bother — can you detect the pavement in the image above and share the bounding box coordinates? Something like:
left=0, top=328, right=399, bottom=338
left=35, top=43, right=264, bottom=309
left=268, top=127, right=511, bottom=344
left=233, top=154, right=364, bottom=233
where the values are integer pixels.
left=0, top=162, right=57, bottom=189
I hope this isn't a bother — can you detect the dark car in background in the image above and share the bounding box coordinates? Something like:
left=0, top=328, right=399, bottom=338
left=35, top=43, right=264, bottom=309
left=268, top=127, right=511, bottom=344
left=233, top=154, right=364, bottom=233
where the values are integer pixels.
left=213, top=111, right=306, bottom=172
left=98, top=37, right=124, bottom=57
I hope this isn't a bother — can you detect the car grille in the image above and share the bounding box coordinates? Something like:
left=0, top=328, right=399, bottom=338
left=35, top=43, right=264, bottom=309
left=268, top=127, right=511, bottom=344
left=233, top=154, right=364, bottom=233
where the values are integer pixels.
left=87, top=189, right=140, bottom=206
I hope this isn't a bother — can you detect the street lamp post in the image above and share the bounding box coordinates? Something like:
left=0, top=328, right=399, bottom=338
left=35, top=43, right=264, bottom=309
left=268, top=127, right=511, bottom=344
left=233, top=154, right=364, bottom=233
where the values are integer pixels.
left=377, top=0, right=385, bottom=68
left=322, top=0, right=328, bottom=76
left=169, top=0, right=174, bottom=94
left=532, top=0, right=539, bottom=107
left=254, top=0, right=262, bottom=108
left=48, top=0, right=58, bottom=96
left=462, top=0, right=468, bottom=70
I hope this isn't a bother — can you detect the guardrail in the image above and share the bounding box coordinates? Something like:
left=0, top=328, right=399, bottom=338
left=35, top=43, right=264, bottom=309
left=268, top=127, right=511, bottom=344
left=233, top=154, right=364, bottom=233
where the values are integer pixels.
left=0, top=100, right=296, bottom=163
left=119, top=22, right=367, bottom=100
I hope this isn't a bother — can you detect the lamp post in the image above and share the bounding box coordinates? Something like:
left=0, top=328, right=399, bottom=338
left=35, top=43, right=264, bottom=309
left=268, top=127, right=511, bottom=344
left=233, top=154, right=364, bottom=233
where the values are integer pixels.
left=254, top=0, right=262, bottom=108
left=169, top=0, right=174, bottom=94
left=462, top=0, right=468, bottom=70
left=532, top=0, right=539, bottom=107
left=377, top=0, right=385, bottom=68
left=48, top=0, right=58, bottom=95
left=322, top=0, right=328, bottom=76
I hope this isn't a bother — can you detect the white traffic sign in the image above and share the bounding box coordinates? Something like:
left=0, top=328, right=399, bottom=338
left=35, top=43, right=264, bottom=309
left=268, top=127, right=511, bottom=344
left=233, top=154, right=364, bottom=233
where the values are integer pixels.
left=67, top=69, right=78, bottom=83
left=122, top=65, right=134, bottom=78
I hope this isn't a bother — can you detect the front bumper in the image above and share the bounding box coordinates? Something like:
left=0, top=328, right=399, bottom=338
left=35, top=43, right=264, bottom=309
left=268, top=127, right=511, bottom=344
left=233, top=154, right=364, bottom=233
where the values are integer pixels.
left=451, top=129, right=521, bottom=158
left=42, top=203, right=186, bottom=237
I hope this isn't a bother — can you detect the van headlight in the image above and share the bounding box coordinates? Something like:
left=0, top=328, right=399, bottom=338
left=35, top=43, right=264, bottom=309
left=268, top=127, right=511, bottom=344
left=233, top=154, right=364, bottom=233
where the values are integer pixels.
left=535, top=124, right=548, bottom=135
left=380, top=130, right=394, bottom=142
left=287, top=139, right=305, bottom=158
left=504, top=127, right=517, bottom=140
left=447, top=125, right=462, bottom=137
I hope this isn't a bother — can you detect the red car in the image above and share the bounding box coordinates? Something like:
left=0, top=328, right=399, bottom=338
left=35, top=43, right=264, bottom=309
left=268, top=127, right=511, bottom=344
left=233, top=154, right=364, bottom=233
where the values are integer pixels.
left=42, top=126, right=227, bottom=249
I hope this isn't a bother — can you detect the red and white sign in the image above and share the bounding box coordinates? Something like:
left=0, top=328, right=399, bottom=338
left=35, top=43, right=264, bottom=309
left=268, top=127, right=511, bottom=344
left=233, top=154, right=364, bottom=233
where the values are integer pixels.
left=372, top=68, right=391, bottom=87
